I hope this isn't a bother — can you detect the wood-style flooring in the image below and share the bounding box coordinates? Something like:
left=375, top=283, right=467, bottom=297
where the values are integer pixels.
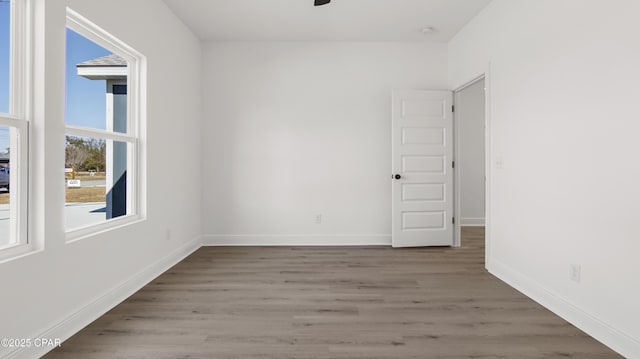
left=45, top=227, right=621, bottom=358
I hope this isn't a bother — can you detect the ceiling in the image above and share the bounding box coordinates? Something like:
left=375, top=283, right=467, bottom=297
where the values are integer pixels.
left=162, top=0, right=492, bottom=42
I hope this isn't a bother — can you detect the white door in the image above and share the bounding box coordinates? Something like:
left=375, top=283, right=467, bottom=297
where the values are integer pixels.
left=392, top=90, right=454, bottom=247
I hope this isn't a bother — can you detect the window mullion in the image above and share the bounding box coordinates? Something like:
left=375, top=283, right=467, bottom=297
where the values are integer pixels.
left=0, top=115, right=26, bottom=127
left=65, top=125, right=136, bottom=143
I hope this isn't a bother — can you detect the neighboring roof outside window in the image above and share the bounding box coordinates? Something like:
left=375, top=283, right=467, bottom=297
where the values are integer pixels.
left=77, top=53, right=127, bottom=67
left=77, top=54, right=127, bottom=80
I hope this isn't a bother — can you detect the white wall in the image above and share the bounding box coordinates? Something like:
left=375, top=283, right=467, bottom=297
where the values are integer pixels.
left=0, top=1, right=202, bottom=358
left=202, top=42, right=448, bottom=245
left=449, top=1, right=640, bottom=357
left=456, top=79, right=485, bottom=226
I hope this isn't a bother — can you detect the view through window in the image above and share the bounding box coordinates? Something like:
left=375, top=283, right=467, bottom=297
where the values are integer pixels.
left=0, top=0, right=16, bottom=250
left=65, top=25, right=137, bottom=232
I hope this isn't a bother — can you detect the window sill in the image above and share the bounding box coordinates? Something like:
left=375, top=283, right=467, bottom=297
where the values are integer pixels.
left=66, top=214, right=145, bottom=244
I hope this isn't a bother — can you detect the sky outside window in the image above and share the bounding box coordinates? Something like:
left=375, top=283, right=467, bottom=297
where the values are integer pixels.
left=65, top=28, right=112, bottom=130
left=0, top=1, right=9, bottom=116
left=0, top=2, right=11, bottom=155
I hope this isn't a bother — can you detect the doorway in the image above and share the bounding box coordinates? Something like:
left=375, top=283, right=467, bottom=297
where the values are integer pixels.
left=454, top=76, right=486, bottom=248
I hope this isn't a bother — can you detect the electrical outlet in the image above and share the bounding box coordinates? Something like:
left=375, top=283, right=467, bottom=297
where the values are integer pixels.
left=315, top=215, right=322, bottom=225
left=570, top=264, right=581, bottom=283
left=166, top=229, right=172, bottom=241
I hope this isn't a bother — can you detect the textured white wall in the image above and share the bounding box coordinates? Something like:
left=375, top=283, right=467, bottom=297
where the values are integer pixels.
left=449, top=1, right=640, bottom=357
left=0, top=0, right=202, bottom=357
left=456, top=79, right=485, bottom=225
left=201, top=42, right=448, bottom=245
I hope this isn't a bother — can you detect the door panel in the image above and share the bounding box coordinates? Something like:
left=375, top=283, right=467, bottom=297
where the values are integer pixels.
left=392, top=90, right=453, bottom=247
left=402, top=183, right=445, bottom=202
left=402, top=155, right=445, bottom=173
left=401, top=127, right=445, bottom=145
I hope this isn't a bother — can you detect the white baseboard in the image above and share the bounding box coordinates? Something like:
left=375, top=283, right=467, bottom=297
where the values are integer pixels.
left=6, top=236, right=202, bottom=359
left=203, top=234, right=392, bottom=246
left=489, top=258, right=640, bottom=359
left=460, top=217, right=485, bottom=226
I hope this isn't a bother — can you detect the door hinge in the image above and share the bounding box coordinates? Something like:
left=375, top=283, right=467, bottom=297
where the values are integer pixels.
left=452, top=161, right=455, bottom=169
left=452, top=217, right=455, bottom=225
left=452, top=105, right=455, bottom=113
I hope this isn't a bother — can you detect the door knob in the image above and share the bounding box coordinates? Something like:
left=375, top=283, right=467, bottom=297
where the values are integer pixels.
left=394, top=174, right=402, bottom=180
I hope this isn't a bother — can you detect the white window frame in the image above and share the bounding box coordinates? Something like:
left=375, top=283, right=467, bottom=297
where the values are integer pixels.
left=65, top=8, right=145, bottom=241
left=0, top=0, right=31, bottom=262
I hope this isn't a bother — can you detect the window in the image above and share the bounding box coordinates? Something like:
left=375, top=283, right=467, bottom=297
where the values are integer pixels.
left=65, top=9, right=143, bottom=239
left=0, top=0, right=29, bottom=260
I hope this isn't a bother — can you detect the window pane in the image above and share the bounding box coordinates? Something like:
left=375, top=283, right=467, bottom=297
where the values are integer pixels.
left=65, top=135, right=130, bottom=230
left=0, top=125, right=12, bottom=248
left=65, top=28, right=128, bottom=133
left=0, top=1, right=10, bottom=114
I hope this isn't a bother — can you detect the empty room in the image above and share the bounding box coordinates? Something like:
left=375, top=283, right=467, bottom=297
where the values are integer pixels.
left=0, top=0, right=638, bottom=358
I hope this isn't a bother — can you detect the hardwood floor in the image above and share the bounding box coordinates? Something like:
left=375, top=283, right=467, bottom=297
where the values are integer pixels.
left=45, top=227, right=621, bottom=358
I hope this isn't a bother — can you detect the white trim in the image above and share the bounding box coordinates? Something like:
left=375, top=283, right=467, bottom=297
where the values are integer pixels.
left=203, top=234, right=392, bottom=246
left=460, top=217, right=485, bottom=226
left=0, top=0, right=32, bottom=262
left=65, top=125, right=135, bottom=143
left=0, top=121, right=29, bottom=262
left=453, top=74, right=485, bottom=93
left=65, top=215, right=144, bottom=242
left=9, top=0, right=26, bottom=117
left=453, top=91, right=461, bottom=247
left=484, top=64, right=493, bottom=269
left=0, top=115, right=26, bottom=125
left=66, top=8, right=141, bottom=65
left=489, top=259, right=640, bottom=359
left=3, top=236, right=203, bottom=359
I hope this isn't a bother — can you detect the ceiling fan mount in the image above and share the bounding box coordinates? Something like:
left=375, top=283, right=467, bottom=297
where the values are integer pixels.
left=314, top=0, right=331, bottom=6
